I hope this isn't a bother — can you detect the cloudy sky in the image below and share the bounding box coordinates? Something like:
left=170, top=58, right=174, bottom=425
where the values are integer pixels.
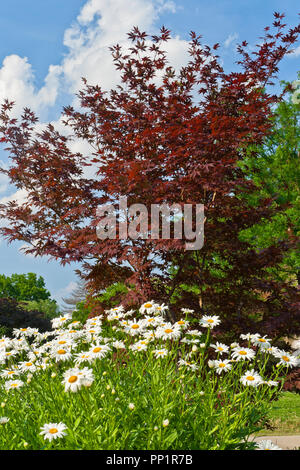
left=0, top=0, right=299, bottom=306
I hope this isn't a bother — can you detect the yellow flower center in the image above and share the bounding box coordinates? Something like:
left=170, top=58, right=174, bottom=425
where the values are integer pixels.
left=207, top=319, right=214, bottom=323
left=239, top=351, right=247, bottom=355
left=131, top=324, right=139, bottom=329
left=282, top=356, right=290, bottom=362
left=25, top=363, right=33, bottom=367
left=144, top=303, right=153, bottom=308
left=68, top=376, right=78, bottom=383
left=258, top=338, right=266, bottom=343
left=164, top=329, right=173, bottom=334
left=93, top=347, right=102, bottom=353
left=177, top=321, right=185, bottom=325
left=246, top=376, right=255, bottom=381
left=58, top=341, right=66, bottom=345
left=57, top=349, right=66, bottom=355
left=219, top=363, right=225, bottom=367
left=49, top=428, right=58, bottom=434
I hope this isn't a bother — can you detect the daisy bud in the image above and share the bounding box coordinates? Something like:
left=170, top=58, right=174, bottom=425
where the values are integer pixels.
left=51, top=373, right=56, bottom=378
left=162, top=419, right=169, bottom=427
left=103, top=371, right=107, bottom=376
left=128, top=403, right=135, bottom=410
left=101, top=394, right=105, bottom=398
left=111, top=389, right=116, bottom=395
left=192, top=345, right=198, bottom=352
left=23, top=442, right=28, bottom=447
left=1, top=403, right=5, bottom=408
left=200, top=343, right=205, bottom=348
left=106, top=385, right=110, bottom=390
left=154, top=426, right=158, bottom=431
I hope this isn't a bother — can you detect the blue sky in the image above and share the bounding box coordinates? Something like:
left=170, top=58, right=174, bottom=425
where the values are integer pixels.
left=0, top=0, right=299, bottom=306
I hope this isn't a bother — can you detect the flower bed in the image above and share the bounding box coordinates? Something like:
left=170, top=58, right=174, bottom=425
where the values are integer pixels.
left=0, top=302, right=298, bottom=450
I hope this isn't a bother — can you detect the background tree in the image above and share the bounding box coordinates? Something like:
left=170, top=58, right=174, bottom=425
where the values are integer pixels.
left=0, top=13, right=299, bottom=338
left=238, top=76, right=300, bottom=286
left=0, top=297, right=52, bottom=336
left=61, top=279, right=89, bottom=314
left=21, top=298, right=60, bottom=319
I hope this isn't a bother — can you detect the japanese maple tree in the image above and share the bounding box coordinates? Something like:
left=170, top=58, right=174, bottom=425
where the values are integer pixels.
left=0, top=12, right=299, bottom=336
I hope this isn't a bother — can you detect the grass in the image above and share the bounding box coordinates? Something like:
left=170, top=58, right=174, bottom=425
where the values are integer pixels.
left=258, top=391, right=300, bottom=435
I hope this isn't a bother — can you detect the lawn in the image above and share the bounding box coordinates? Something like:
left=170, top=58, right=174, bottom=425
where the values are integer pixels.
left=258, top=391, right=300, bottom=436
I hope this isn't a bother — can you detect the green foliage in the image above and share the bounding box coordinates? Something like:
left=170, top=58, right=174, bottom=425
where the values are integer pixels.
left=0, top=298, right=52, bottom=336
left=71, top=282, right=129, bottom=323
left=21, top=299, right=60, bottom=319
left=0, top=273, right=51, bottom=302
left=97, top=282, right=129, bottom=308
left=238, top=77, right=300, bottom=282
left=71, top=300, right=92, bottom=324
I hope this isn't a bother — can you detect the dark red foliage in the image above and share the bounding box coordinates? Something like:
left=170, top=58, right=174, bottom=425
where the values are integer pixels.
left=0, top=13, right=299, bottom=337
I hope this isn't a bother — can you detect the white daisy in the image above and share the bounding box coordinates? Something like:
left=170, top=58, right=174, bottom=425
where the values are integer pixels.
left=112, top=340, right=126, bottom=349
left=153, top=348, right=169, bottom=358
left=124, top=319, right=146, bottom=336
left=88, top=343, right=110, bottom=359
left=18, top=361, right=37, bottom=373
left=231, top=346, right=255, bottom=361
left=255, top=439, right=282, bottom=450
left=240, top=369, right=263, bottom=387
left=213, top=359, right=232, bottom=374
left=155, top=323, right=181, bottom=341
left=0, top=417, right=9, bottom=424
left=40, top=422, right=67, bottom=441
left=199, top=315, right=221, bottom=329
left=273, top=350, right=299, bottom=368
left=251, top=335, right=271, bottom=349
left=177, top=359, right=198, bottom=370
left=74, top=352, right=93, bottom=365
left=4, top=379, right=24, bottom=391
left=175, top=319, right=190, bottom=329
left=62, top=367, right=94, bottom=392
left=51, top=348, right=73, bottom=363
left=211, top=342, right=229, bottom=355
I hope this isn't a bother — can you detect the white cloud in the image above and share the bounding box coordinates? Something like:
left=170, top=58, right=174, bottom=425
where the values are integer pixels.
left=59, top=0, right=183, bottom=99
left=0, top=0, right=192, bottom=223
left=53, top=280, right=78, bottom=305
left=289, top=45, right=300, bottom=58
left=224, top=32, right=238, bottom=49
left=0, top=160, right=9, bottom=194
left=0, top=55, right=61, bottom=116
